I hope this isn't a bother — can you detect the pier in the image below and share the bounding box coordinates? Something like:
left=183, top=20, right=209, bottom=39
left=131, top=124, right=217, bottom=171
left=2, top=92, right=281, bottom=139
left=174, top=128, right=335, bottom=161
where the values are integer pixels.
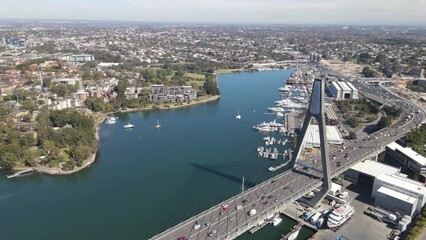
left=6, top=168, right=34, bottom=179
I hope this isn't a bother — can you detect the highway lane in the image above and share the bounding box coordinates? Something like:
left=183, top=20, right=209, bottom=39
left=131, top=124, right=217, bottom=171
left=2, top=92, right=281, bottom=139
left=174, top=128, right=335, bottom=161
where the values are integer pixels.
left=152, top=80, right=426, bottom=240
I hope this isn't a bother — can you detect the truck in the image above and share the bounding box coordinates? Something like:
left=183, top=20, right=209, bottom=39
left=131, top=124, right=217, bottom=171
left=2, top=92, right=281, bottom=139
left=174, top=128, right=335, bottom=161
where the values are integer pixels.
left=310, top=212, right=321, bottom=225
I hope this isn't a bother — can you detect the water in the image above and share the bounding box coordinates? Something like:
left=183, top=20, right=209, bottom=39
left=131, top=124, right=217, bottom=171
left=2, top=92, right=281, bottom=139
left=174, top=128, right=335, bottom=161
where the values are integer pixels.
left=0, top=69, right=313, bottom=240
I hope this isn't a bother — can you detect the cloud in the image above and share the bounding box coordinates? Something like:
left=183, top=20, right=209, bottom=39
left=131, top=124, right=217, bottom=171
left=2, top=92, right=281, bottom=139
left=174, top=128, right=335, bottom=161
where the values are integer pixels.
left=0, top=0, right=425, bottom=25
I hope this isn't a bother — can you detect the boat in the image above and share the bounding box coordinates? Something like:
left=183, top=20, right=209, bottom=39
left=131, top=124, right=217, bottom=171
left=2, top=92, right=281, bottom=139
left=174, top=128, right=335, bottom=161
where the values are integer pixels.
left=123, top=123, right=135, bottom=129
left=278, top=85, right=292, bottom=92
left=105, top=116, right=117, bottom=124
left=276, top=112, right=284, bottom=117
left=236, top=108, right=241, bottom=119
left=272, top=215, right=282, bottom=226
left=268, top=107, right=285, bottom=112
left=281, top=222, right=302, bottom=240
left=287, top=228, right=300, bottom=240
left=154, top=120, right=161, bottom=128
left=327, top=204, right=354, bottom=228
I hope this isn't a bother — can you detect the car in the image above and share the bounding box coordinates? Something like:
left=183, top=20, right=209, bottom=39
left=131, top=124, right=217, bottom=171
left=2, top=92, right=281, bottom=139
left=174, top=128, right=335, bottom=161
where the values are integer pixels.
left=229, top=217, right=235, bottom=221
left=193, top=222, right=201, bottom=230
left=177, top=237, right=186, bottom=240
left=236, top=205, right=243, bottom=210
left=262, top=201, right=268, bottom=205
left=208, top=230, right=217, bottom=237
left=205, top=222, right=210, bottom=226
left=268, top=195, right=273, bottom=199
left=242, top=199, right=248, bottom=204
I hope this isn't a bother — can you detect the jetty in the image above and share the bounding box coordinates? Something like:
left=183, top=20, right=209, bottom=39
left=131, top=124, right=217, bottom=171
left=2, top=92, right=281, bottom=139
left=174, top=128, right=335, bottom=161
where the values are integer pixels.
left=249, top=220, right=269, bottom=234
left=6, top=168, right=34, bottom=179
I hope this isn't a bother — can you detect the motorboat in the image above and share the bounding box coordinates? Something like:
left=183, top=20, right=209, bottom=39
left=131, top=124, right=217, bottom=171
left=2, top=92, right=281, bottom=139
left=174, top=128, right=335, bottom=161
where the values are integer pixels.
left=272, top=215, right=282, bottom=226
left=124, top=123, right=135, bottom=129
left=327, top=204, right=354, bottom=228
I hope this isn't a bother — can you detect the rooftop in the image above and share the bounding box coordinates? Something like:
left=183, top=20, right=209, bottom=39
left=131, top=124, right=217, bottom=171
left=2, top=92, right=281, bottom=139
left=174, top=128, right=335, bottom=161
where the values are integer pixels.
left=351, top=160, right=400, bottom=178
left=377, top=173, right=426, bottom=196
left=387, top=142, right=426, bottom=166
left=377, top=186, right=417, bottom=204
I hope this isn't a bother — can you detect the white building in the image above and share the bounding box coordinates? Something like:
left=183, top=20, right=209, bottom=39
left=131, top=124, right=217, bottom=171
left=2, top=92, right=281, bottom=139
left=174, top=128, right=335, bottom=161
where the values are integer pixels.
left=386, top=142, right=426, bottom=179
left=372, top=173, right=426, bottom=216
left=329, top=81, right=358, bottom=100
left=52, top=99, right=82, bottom=110
left=67, top=54, right=95, bottom=62
left=346, top=159, right=426, bottom=216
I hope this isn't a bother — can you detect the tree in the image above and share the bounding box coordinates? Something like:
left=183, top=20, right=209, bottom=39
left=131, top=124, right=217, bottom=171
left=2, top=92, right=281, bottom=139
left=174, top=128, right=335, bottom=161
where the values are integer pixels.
left=362, top=66, right=377, bottom=78
left=348, top=131, right=357, bottom=139
left=203, top=74, right=220, bottom=96
left=377, top=116, right=392, bottom=130
left=0, top=152, right=18, bottom=169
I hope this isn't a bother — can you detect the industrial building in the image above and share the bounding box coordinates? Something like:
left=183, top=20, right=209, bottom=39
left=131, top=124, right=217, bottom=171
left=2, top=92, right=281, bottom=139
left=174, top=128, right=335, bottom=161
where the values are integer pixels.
left=329, top=81, right=358, bottom=100
left=346, top=160, right=426, bottom=216
left=386, top=142, right=426, bottom=180
left=301, top=124, right=343, bottom=148
left=372, top=173, right=426, bottom=216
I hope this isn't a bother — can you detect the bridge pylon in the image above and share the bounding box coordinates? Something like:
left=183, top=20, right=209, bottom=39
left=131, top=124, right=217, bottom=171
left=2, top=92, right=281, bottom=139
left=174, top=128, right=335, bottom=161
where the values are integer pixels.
left=289, top=78, right=332, bottom=207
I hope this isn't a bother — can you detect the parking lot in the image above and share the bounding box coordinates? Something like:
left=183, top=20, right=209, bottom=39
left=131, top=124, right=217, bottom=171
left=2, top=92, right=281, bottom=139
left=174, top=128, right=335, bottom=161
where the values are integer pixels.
left=283, top=180, right=394, bottom=240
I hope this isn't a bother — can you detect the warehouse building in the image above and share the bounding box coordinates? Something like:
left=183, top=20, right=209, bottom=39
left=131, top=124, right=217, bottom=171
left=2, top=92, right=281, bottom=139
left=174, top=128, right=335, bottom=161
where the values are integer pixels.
left=345, top=160, right=426, bottom=216
left=372, top=173, right=426, bottom=216
left=329, top=81, right=359, bottom=100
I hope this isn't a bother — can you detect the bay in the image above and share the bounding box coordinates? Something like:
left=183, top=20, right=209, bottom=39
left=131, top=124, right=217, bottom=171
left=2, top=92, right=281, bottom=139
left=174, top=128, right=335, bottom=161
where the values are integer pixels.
left=0, top=69, right=312, bottom=240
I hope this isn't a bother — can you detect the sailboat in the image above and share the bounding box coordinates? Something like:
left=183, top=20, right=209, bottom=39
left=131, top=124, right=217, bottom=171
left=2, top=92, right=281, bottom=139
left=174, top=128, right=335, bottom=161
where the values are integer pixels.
left=154, top=120, right=161, bottom=128
left=236, top=109, right=241, bottom=119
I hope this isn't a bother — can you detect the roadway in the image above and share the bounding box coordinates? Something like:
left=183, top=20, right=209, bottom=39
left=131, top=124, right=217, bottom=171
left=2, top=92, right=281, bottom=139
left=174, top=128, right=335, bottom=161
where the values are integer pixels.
left=151, top=80, right=426, bottom=240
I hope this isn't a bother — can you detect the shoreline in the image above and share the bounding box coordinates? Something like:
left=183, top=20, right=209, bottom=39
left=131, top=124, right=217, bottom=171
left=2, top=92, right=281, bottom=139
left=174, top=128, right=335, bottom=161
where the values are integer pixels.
left=117, top=95, right=220, bottom=113
left=8, top=95, right=220, bottom=177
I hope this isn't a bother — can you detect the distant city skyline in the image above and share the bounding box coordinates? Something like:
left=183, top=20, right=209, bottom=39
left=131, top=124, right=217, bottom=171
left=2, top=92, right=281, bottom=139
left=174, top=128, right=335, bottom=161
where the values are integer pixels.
left=1, top=0, right=426, bottom=26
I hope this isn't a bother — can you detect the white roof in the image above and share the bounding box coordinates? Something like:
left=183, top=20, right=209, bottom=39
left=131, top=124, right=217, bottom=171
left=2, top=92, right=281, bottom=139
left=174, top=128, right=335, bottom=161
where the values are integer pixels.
left=351, top=160, right=400, bottom=178
left=331, top=81, right=342, bottom=91
left=337, top=81, right=351, bottom=91
left=377, top=173, right=426, bottom=196
left=387, top=142, right=426, bottom=166
left=302, top=124, right=343, bottom=148
left=377, top=186, right=417, bottom=204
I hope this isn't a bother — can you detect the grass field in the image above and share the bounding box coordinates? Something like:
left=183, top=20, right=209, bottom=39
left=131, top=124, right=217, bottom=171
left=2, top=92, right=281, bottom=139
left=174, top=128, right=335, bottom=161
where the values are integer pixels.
left=184, top=72, right=205, bottom=79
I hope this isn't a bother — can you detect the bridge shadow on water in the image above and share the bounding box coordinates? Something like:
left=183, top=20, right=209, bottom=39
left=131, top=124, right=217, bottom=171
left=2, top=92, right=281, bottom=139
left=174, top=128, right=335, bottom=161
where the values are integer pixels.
left=189, top=163, right=257, bottom=189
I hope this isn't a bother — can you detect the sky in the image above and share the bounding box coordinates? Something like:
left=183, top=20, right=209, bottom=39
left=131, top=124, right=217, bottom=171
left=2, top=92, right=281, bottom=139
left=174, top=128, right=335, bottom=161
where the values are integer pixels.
left=1, top=0, right=425, bottom=26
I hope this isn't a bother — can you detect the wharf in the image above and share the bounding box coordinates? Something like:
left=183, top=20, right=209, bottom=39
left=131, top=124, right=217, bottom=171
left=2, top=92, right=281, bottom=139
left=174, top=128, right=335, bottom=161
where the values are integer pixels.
left=249, top=220, right=269, bottom=234
left=6, top=168, right=34, bottom=179
left=285, top=110, right=305, bottom=134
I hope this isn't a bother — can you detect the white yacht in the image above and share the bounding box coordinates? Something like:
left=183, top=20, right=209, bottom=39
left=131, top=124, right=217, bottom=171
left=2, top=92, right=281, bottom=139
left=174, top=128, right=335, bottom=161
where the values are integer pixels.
left=327, top=204, right=354, bottom=228
left=278, top=85, right=292, bottom=92
left=268, top=107, right=285, bottom=112
left=154, top=120, right=161, bottom=128
left=272, top=215, right=282, bottom=226
left=123, top=123, right=135, bottom=129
